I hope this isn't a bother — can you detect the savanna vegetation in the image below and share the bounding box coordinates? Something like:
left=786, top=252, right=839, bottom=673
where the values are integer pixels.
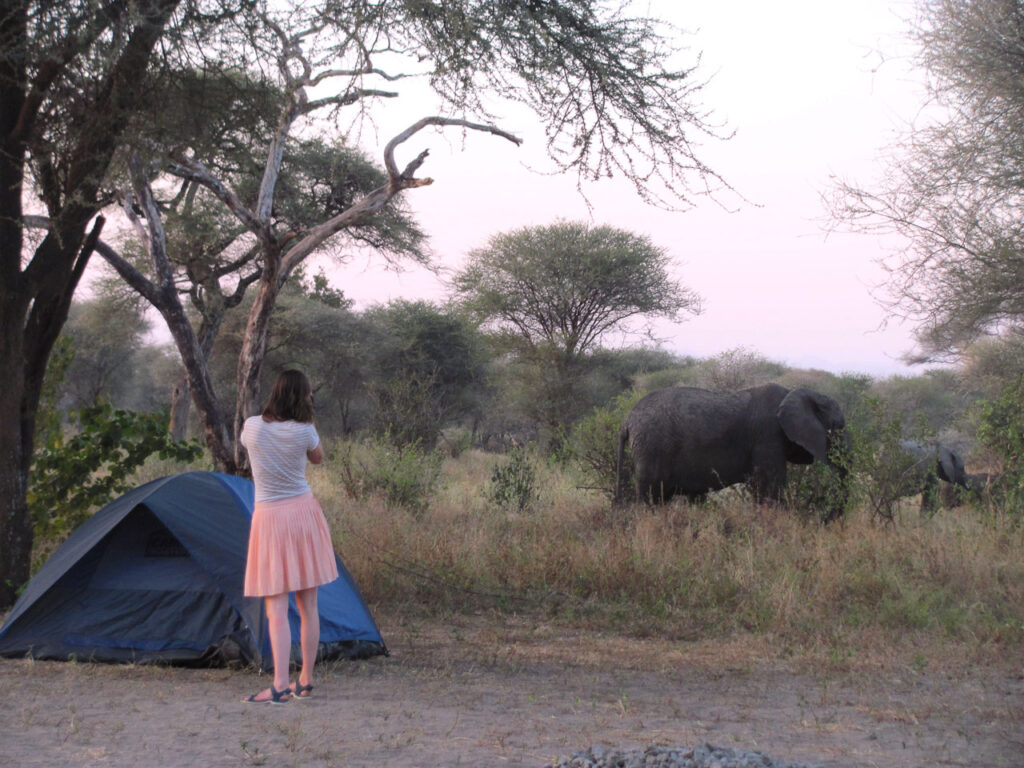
left=0, top=0, right=728, bottom=606
left=30, top=281, right=1024, bottom=663
left=5, top=0, right=1024, bottom=670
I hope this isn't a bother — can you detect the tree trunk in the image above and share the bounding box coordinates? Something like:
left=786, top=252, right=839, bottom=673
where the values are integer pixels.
left=0, top=219, right=102, bottom=606
left=0, top=289, right=30, bottom=609
left=168, top=300, right=225, bottom=442
left=159, top=288, right=237, bottom=472
left=233, top=267, right=282, bottom=470
left=168, top=373, right=191, bottom=441
left=0, top=0, right=29, bottom=608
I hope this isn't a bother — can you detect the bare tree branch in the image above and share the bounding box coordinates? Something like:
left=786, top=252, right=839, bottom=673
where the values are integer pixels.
left=166, top=155, right=269, bottom=242
left=382, top=116, right=522, bottom=181
left=279, top=117, right=521, bottom=277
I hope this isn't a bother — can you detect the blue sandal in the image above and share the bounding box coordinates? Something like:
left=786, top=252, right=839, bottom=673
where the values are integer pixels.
left=244, top=685, right=292, bottom=704
left=293, top=683, right=314, bottom=699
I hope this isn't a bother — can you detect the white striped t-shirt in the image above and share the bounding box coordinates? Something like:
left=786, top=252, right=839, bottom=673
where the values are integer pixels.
left=240, top=416, right=321, bottom=502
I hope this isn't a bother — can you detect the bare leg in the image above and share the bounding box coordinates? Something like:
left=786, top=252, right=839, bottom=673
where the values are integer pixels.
left=254, top=592, right=293, bottom=701
left=244, top=592, right=292, bottom=702
left=294, top=586, right=319, bottom=694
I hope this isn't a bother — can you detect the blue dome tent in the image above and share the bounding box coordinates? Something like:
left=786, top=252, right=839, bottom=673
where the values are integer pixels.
left=0, top=472, right=386, bottom=668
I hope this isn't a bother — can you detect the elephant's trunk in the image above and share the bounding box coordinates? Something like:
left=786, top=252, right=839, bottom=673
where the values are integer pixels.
left=823, top=428, right=852, bottom=522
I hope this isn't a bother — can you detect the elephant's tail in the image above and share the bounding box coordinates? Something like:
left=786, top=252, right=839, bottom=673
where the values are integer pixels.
left=615, top=423, right=629, bottom=505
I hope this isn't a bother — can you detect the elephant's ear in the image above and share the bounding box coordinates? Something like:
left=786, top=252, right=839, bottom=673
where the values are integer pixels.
left=936, top=445, right=965, bottom=484
left=777, top=388, right=841, bottom=463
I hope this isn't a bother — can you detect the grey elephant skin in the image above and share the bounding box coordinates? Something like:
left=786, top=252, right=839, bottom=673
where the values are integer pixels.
left=617, top=383, right=849, bottom=518
left=897, top=439, right=970, bottom=511
left=961, top=471, right=1001, bottom=504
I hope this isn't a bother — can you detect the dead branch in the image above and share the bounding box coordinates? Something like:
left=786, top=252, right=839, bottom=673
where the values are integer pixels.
left=383, top=117, right=522, bottom=181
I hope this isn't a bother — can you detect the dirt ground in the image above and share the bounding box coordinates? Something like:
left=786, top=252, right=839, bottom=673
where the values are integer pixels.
left=1, top=611, right=1021, bottom=768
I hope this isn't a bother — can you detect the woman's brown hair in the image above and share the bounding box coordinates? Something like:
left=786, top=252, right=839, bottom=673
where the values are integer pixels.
left=262, top=369, right=314, bottom=423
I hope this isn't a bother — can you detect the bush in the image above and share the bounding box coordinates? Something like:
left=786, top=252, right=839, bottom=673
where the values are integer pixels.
left=336, top=436, right=443, bottom=517
left=570, top=389, right=643, bottom=499
left=785, top=458, right=850, bottom=524
left=368, top=373, right=445, bottom=449
left=439, top=426, right=474, bottom=458
left=976, top=376, right=1024, bottom=516
left=29, top=403, right=203, bottom=540
left=835, top=394, right=939, bottom=522
left=638, top=365, right=700, bottom=394
left=487, top=444, right=538, bottom=512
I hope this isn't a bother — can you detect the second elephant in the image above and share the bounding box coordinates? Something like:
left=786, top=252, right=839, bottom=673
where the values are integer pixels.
left=896, top=440, right=970, bottom=512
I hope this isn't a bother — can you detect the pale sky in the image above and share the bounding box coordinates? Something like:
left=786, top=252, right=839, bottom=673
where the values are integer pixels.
left=327, top=0, right=927, bottom=378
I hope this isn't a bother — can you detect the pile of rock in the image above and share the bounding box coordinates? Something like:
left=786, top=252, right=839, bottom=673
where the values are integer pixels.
left=546, top=743, right=825, bottom=768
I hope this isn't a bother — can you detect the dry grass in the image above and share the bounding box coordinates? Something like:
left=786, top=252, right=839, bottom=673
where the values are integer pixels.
left=309, top=446, right=1024, bottom=669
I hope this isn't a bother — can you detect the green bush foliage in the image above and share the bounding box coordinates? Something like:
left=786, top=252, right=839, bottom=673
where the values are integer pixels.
left=785, top=457, right=850, bottom=524
left=440, top=426, right=474, bottom=458
left=336, top=436, right=443, bottom=517
left=29, top=403, right=202, bottom=540
left=487, top=444, right=538, bottom=512
left=638, top=365, right=695, bottom=393
left=976, top=375, right=1024, bottom=515
left=570, top=389, right=643, bottom=499
left=843, top=395, right=937, bottom=522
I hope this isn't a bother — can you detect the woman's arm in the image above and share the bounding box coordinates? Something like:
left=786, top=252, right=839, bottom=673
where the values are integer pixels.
left=307, top=443, right=323, bottom=465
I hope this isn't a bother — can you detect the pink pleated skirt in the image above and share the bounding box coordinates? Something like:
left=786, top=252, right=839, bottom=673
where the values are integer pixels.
left=244, top=492, right=339, bottom=597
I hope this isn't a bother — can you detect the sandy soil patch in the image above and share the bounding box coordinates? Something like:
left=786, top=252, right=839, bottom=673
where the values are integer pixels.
left=2, top=612, right=1021, bottom=767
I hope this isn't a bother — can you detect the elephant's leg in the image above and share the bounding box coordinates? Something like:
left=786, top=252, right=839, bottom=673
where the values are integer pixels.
left=939, top=481, right=959, bottom=508
left=634, top=458, right=675, bottom=505
left=650, top=480, right=674, bottom=504
left=750, top=457, right=787, bottom=505
left=634, top=474, right=661, bottom=506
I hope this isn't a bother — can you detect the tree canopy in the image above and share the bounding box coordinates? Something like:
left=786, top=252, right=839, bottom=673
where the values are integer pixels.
left=452, top=220, right=701, bottom=362
left=831, top=0, right=1024, bottom=362
left=451, top=220, right=700, bottom=435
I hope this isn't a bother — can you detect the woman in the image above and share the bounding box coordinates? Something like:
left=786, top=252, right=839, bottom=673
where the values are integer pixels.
left=241, top=369, right=338, bottom=704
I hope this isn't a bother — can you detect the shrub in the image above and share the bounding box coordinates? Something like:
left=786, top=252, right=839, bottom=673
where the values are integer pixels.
left=487, top=444, right=538, bottom=512
left=785, top=458, right=850, bottom=524
left=640, top=366, right=692, bottom=392
left=368, top=373, right=445, bottom=449
left=570, top=389, right=643, bottom=499
left=839, top=395, right=939, bottom=522
left=335, top=435, right=443, bottom=517
left=439, top=426, right=474, bottom=458
left=976, top=375, right=1024, bottom=516
left=29, top=403, right=203, bottom=540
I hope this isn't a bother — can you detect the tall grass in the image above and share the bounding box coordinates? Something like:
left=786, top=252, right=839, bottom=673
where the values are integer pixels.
left=310, top=445, right=1024, bottom=657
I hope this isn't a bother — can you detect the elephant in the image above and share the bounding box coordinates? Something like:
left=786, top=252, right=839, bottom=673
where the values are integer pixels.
left=960, top=472, right=1003, bottom=505
left=617, top=383, right=849, bottom=518
left=965, top=472, right=997, bottom=495
left=894, top=440, right=970, bottom=513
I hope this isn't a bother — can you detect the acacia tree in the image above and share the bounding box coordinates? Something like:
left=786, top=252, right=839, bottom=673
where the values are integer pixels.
left=145, top=80, right=425, bottom=440
left=99, top=133, right=425, bottom=459
left=107, top=0, right=729, bottom=470
left=124, top=70, right=279, bottom=441
left=452, top=220, right=701, bottom=430
left=831, top=0, right=1024, bottom=362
